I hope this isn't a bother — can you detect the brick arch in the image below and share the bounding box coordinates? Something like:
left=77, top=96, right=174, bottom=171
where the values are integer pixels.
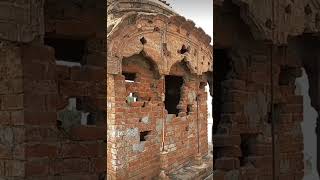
left=122, top=51, right=161, bottom=79
left=107, top=0, right=177, bottom=16
left=168, top=59, right=196, bottom=76
left=232, top=0, right=269, bottom=41
left=107, top=13, right=213, bottom=76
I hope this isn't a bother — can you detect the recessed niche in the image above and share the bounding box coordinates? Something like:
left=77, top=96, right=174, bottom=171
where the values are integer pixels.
left=179, top=45, right=189, bottom=54
left=140, top=37, right=147, bottom=45
left=123, top=72, right=136, bottom=82
left=154, top=27, right=160, bottom=32
left=140, top=131, right=151, bottom=142
left=187, top=105, right=192, bottom=115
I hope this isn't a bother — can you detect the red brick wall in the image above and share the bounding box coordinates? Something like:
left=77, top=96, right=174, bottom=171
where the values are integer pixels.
left=5, top=1, right=108, bottom=179
left=107, top=54, right=209, bottom=179
left=20, top=44, right=107, bottom=180
left=0, top=41, right=106, bottom=180
left=212, top=49, right=304, bottom=179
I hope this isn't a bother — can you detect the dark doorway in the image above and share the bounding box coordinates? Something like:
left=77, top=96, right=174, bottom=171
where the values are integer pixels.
left=212, top=49, right=231, bottom=135
left=165, top=75, right=183, bottom=115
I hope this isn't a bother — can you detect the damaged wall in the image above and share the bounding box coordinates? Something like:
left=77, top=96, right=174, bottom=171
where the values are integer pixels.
left=107, top=1, right=213, bottom=179
left=295, top=68, right=319, bottom=180
left=0, top=0, right=106, bottom=179
left=107, top=53, right=209, bottom=179
left=213, top=1, right=306, bottom=179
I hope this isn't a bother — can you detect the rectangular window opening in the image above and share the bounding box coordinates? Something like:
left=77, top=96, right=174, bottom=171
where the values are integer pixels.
left=140, top=131, right=151, bottom=142
left=123, top=72, right=137, bottom=82
left=126, top=92, right=139, bottom=103
left=44, top=36, right=86, bottom=64
left=165, top=75, right=183, bottom=115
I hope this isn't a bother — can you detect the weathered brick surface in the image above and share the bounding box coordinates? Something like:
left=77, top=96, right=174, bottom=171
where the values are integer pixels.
left=0, top=1, right=106, bottom=179
left=107, top=1, right=213, bottom=179
left=107, top=55, right=210, bottom=179
left=213, top=1, right=316, bottom=179
left=0, top=1, right=43, bottom=43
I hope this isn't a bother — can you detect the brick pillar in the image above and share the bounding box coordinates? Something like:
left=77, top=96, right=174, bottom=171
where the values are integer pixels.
left=0, top=42, right=25, bottom=179
left=0, top=43, right=55, bottom=179
left=107, top=74, right=128, bottom=180
left=213, top=79, right=244, bottom=177
left=21, top=45, right=58, bottom=179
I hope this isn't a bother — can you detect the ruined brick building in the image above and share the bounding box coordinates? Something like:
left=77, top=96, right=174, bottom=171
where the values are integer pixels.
left=3, top=0, right=320, bottom=180
left=0, top=0, right=214, bottom=179
left=214, top=0, right=320, bottom=179
left=0, top=0, right=106, bottom=179
left=107, top=0, right=213, bottom=179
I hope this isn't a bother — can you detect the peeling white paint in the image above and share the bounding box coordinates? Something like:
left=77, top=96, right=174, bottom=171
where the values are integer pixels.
left=295, top=68, right=319, bottom=180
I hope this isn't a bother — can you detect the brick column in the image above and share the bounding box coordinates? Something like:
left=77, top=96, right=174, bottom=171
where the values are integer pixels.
left=107, top=74, right=129, bottom=179
left=0, top=43, right=55, bottom=179
left=21, top=45, right=58, bottom=179
left=213, top=79, right=244, bottom=178
left=0, top=42, right=25, bottom=179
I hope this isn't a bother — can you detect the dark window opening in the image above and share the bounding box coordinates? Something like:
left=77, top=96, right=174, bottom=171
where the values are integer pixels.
left=57, top=120, right=62, bottom=128
left=140, top=37, right=147, bottom=45
left=126, top=92, right=139, bottom=103
left=44, top=37, right=86, bottom=63
left=187, top=104, right=192, bottom=115
left=74, top=97, right=106, bottom=126
left=179, top=45, right=189, bottom=54
left=140, top=131, right=151, bottom=142
left=87, top=113, right=96, bottom=125
left=165, top=75, right=183, bottom=115
left=123, top=72, right=136, bottom=82
left=212, top=49, right=231, bottom=135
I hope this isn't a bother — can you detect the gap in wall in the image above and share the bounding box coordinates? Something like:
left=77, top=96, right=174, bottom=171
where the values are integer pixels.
left=165, top=75, right=183, bottom=116
left=44, top=36, right=86, bottom=64
left=212, top=49, right=231, bottom=134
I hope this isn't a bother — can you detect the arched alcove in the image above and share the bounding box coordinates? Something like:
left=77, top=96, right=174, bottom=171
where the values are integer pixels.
left=122, top=52, right=161, bottom=80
